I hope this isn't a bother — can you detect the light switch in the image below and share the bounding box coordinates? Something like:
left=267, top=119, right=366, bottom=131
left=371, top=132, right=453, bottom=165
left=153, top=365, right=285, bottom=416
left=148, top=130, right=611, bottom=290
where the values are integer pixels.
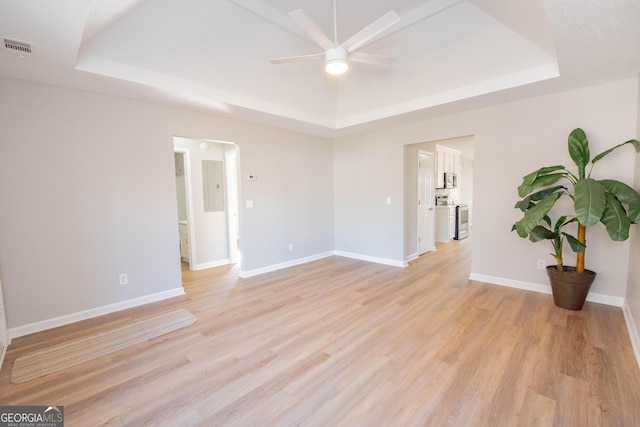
left=246, top=200, right=254, bottom=208
left=386, top=197, right=391, bottom=205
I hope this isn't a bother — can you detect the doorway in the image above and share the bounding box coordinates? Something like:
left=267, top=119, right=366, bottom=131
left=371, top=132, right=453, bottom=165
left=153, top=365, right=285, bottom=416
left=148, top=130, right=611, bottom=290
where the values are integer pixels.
left=404, top=136, right=474, bottom=262
left=173, top=137, right=240, bottom=272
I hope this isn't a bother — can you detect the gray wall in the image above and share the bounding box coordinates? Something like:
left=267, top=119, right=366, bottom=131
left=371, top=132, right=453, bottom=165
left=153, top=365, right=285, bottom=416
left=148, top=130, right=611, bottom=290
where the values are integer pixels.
left=239, top=124, right=335, bottom=272
left=334, top=78, right=638, bottom=299
left=1, top=74, right=638, bottom=336
left=626, top=76, right=640, bottom=352
left=0, top=77, right=334, bottom=330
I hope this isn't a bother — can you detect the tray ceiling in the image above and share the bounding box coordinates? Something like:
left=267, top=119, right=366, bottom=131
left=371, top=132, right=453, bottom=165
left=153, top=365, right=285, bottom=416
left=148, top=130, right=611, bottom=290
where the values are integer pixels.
left=1, top=0, right=639, bottom=136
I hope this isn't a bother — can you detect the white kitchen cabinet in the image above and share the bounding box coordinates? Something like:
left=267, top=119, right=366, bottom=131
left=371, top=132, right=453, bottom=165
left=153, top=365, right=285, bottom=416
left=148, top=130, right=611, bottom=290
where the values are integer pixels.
left=178, top=222, right=190, bottom=262
left=436, top=150, right=446, bottom=188
left=435, top=145, right=461, bottom=188
left=435, top=206, right=456, bottom=242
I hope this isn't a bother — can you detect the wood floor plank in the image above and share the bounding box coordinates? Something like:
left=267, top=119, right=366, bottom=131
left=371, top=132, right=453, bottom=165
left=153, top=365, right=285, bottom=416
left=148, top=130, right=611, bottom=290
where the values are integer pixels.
left=1, top=236, right=639, bottom=426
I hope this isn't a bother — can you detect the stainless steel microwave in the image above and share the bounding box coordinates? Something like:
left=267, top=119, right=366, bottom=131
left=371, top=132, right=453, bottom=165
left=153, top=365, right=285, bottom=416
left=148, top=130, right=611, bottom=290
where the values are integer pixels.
left=445, top=172, right=457, bottom=188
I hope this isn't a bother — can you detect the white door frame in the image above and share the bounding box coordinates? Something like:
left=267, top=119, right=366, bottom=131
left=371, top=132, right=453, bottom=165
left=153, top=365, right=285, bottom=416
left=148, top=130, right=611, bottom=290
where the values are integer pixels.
left=173, top=147, right=196, bottom=271
left=0, top=274, right=9, bottom=370
left=224, top=148, right=239, bottom=264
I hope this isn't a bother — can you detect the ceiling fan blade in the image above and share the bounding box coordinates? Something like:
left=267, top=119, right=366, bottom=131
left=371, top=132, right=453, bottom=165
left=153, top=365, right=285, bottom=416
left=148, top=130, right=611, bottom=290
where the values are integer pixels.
left=340, top=10, right=400, bottom=53
left=289, top=9, right=334, bottom=50
left=269, top=53, right=324, bottom=64
left=348, top=51, right=396, bottom=65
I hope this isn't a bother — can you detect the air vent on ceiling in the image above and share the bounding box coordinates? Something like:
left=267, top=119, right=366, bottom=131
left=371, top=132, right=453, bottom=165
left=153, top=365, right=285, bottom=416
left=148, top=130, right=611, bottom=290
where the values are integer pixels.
left=1, top=37, right=35, bottom=58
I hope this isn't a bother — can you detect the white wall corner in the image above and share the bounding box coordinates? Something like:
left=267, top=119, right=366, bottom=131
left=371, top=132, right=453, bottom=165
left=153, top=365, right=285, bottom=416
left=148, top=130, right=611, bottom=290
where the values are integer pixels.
left=623, top=301, right=640, bottom=369
left=334, top=251, right=408, bottom=268
left=239, top=250, right=408, bottom=278
left=239, top=251, right=335, bottom=278
left=9, top=287, right=185, bottom=339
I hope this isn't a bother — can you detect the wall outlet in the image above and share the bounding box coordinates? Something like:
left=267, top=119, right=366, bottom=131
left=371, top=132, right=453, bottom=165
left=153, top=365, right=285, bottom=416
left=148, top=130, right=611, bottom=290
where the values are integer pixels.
left=288, top=243, right=293, bottom=251
left=119, top=273, right=128, bottom=285
left=537, top=259, right=546, bottom=270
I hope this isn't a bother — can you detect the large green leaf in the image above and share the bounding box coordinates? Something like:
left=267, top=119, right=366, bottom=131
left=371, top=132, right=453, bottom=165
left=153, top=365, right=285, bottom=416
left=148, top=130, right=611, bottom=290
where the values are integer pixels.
left=600, top=193, right=631, bottom=241
left=553, top=215, right=568, bottom=232
left=568, top=128, right=590, bottom=175
left=574, top=178, right=606, bottom=226
left=521, top=166, right=566, bottom=186
left=529, top=225, right=556, bottom=242
left=592, top=139, right=640, bottom=164
left=514, top=199, right=533, bottom=211
left=599, top=179, right=640, bottom=223
left=517, top=173, right=566, bottom=198
left=514, top=192, right=562, bottom=238
left=515, top=185, right=566, bottom=211
left=562, top=232, right=586, bottom=253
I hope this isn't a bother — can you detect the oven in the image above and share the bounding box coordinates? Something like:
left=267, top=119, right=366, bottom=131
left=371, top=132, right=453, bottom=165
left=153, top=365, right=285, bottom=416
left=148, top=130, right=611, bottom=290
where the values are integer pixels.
left=455, top=204, right=469, bottom=240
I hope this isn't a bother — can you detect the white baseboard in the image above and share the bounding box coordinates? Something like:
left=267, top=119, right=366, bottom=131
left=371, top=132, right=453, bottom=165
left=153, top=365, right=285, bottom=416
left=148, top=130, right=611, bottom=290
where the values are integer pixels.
left=239, top=249, right=408, bottom=278
left=406, top=248, right=437, bottom=264
left=195, top=259, right=231, bottom=270
left=9, top=287, right=185, bottom=339
left=406, top=252, right=419, bottom=263
left=334, top=251, right=407, bottom=268
left=239, top=251, right=335, bottom=278
left=622, top=302, right=640, bottom=369
left=468, top=273, right=625, bottom=307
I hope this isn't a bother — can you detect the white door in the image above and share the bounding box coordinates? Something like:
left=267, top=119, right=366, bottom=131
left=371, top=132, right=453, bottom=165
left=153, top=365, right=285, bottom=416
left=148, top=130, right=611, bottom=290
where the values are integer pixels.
left=417, top=151, right=435, bottom=255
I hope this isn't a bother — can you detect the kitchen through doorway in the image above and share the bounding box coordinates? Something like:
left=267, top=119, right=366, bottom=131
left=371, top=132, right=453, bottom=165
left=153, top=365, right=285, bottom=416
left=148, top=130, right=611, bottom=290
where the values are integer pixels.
left=405, top=136, right=474, bottom=262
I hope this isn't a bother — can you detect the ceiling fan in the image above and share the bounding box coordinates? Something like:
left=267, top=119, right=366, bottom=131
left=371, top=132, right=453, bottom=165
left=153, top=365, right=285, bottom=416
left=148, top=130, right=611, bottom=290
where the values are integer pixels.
left=270, top=0, right=401, bottom=75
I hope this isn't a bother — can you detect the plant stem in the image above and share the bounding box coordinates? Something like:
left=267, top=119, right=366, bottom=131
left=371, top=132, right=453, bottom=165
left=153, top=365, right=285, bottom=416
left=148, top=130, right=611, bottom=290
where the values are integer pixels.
left=576, top=223, right=586, bottom=272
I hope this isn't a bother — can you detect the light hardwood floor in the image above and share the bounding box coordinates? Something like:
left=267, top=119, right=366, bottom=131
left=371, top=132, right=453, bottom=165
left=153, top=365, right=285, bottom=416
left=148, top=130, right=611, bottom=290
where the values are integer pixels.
left=1, top=237, right=640, bottom=426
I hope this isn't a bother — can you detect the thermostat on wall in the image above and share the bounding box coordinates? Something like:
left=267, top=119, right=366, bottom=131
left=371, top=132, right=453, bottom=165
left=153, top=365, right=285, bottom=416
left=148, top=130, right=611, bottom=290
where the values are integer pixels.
left=247, top=174, right=257, bottom=181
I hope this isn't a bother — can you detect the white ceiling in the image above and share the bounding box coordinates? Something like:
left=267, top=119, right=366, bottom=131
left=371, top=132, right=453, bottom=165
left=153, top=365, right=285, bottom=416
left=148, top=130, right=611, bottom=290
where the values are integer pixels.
left=1, top=0, right=639, bottom=137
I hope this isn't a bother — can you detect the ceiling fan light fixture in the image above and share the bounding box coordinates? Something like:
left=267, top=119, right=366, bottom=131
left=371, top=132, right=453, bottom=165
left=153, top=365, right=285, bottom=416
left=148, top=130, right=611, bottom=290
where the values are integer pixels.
left=325, top=47, right=348, bottom=75
left=325, top=59, right=348, bottom=75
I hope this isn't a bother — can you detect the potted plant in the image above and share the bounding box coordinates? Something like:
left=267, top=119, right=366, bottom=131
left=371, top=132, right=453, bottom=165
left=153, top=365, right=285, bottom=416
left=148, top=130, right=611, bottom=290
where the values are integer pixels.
left=512, top=128, right=640, bottom=309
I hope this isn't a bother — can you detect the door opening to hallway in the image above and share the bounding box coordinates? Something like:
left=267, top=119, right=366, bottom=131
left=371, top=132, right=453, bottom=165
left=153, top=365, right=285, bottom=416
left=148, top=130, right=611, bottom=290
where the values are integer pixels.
left=173, top=137, right=240, bottom=278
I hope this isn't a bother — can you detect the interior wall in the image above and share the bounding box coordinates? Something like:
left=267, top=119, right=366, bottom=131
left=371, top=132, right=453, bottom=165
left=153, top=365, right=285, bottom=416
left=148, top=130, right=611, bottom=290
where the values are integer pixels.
left=335, top=78, right=638, bottom=299
left=1, top=74, right=636, bottom=332
left=173, top=138, right=230, bottom=268
left=625, top=75, right=640, bottom=344
left=0, top=77, right=334, bottom=331
left=334, top=134, right=405, bottom=263
left=240, top=127, right=335, bottom=273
